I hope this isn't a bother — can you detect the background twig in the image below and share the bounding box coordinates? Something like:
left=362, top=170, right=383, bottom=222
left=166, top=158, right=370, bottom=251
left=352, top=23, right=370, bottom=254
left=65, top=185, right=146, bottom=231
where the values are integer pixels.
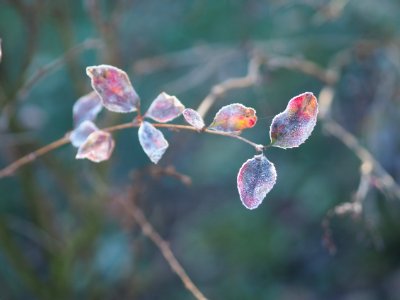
left=118, top=188, right=208, bottom=300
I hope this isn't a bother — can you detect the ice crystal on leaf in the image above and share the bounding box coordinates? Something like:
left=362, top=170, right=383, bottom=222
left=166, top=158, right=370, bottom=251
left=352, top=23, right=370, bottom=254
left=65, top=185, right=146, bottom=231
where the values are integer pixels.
left=145, top=92, right=185, bottom=123
left=182, top=108, right=205, bottom=130
left=76, top=130, right=115, bottom=163
left=73, top=92, right=102, bottom=127
left=208, top=103, right=257, bottom=134
left=86, top=65, right=140, bottom=113
left=270, top=92, right=318, bottom=148
left=138, top=121, right=169, bottom=164
left=237, top=154, right=277, bottom=209
left=70, top=120, right=98, bottom=148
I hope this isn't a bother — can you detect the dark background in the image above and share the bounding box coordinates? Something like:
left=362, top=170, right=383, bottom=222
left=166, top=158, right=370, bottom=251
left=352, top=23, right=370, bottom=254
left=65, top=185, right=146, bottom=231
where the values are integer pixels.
left=1, top=1, right=400, bottom=299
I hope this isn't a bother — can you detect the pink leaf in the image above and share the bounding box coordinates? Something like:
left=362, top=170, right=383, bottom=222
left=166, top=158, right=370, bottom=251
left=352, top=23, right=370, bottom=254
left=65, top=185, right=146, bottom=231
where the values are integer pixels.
left=208, top=103, right=257, bottom=134
left=138, top=121, right=169, bottom=164
left=145, top=92, right=185, bottom=123
left=182, top=108, right=205, bottom=130
left=73, top=91, right=102, bottom=127
left=86, top=65, right=140, bottom=113
left=76, top=130, right=115, bottom=163
left=269, top=92, right=318, bottom=148
left=70, top=120, right=98, bottom=148
left=237, top=154, right=277, bottom=210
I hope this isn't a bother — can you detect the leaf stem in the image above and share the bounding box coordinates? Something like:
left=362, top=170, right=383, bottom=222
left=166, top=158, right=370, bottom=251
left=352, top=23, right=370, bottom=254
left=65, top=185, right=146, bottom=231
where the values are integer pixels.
left=0, top=121, right=265, bottom=179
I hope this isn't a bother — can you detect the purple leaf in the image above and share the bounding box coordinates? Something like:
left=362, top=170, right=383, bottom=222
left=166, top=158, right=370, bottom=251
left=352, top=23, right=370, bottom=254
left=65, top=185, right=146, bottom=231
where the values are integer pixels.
left=70, top=120, right=98, bottom=148
left=73, top=91, right=102, bottom=127
left=182, top=108, right=205, bottom=130
left=86, top=65, right=140, bottom=113
left=76, top=130, right=115, bottom=163
left=145, top=92, right=185, bottom=123
left=0, top=38, right=2, bottom=63
left=138, top=121, right=169, bottom=164
left=208, top=103, right=257, bottom=134
left=270, top=92, right=318, bottom=149
left=237, top=154, right=277, bottom=210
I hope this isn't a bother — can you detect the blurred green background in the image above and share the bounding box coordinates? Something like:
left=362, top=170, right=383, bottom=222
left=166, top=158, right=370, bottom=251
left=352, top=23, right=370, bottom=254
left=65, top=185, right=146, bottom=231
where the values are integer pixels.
left=1, top=0, right=400, bottom=299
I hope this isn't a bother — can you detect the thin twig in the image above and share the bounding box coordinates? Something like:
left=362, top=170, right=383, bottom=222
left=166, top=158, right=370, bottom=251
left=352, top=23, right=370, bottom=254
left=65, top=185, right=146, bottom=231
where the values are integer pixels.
left=148, top=165, right=192, bottom=186
left=151, top=123, right=264, bottom=151
left=118, top=196, right=208, bottom=300
left=322, top=119, right=400, bottom=199
left=266, top=55, right=337, bottom=85
left=0, top=121, right=264, bottom=179
left=133, top=45, right=227, bottom=75
left=196, top=54, right=262, bottom=118
left=0, top=135, right=70, bottom=178
left=16, top=38, right=103, bottom=102
left=313, top=46, right=400, bottom=253
left=166, top=49, right=239, bottom=94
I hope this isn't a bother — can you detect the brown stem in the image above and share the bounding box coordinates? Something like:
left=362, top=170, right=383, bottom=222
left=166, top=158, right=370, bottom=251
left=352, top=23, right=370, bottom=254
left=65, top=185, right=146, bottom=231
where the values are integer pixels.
left=0, top=121, right=264, bottom=179
left=0, top=135, right=70, bottom=178
left=196, top=55, right=261, bottom=118
left=151, top=123, right=264, bottom=151
left=118, top=198, right=208, bottom=300
left=322, top=118, right=400, bottom=199
left=16, top=38, right=103, bottom=102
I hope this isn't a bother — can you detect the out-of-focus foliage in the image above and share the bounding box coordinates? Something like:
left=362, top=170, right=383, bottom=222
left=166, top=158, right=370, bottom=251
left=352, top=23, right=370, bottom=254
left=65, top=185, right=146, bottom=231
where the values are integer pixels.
left=0, top=1, right=400, bottom=299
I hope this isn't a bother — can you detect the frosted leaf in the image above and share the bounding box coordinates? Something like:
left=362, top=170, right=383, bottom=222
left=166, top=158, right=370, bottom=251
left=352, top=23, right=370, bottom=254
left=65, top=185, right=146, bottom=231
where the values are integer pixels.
left=182, top=108, right=205, bottom=130
left=76, top=130, right=115, bottom=163
left=208, top=103, right=257, bottom=134
left=86, top=65, right=140, bottom=113
left=70, top=120, right=98, bottom=148
left=145, top=92, right=185, bottom=123
left=237, top=154, right=277, bottom=210
left=138, top=121, right=169, bottom=164
left=270, top=92, right=318, bottom=148
left=73, top=91, right=102, bottom=127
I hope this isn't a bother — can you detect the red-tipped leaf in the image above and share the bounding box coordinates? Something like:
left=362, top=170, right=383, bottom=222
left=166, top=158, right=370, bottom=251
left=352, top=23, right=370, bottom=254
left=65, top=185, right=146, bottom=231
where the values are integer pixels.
left=269, top=92, right=318, bottom=148
left=208, top=103, right=257, bottom=134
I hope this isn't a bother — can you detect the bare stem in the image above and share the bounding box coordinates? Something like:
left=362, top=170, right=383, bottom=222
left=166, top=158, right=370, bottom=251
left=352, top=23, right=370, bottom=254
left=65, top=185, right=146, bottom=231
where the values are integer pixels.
left=322, top=119, right=400, bottom=199
left=196, top=54, right=262, bottom=118
left=151, top=123, right=264, bottom=151
left=0, top=135, right=70, bottom=178
left=119, top=198, right=208, bottom=300
left=16, top=38, right=103, bottom=102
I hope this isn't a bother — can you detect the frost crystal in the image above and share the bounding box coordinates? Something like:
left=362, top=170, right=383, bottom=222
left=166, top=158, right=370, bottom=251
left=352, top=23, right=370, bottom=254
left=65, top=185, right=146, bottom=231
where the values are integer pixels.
left=208, top=103, right=257, bottom=134
left=138, top=121, right=169, bottom=164
left=70, top=120, right=98, bottom=148
left=76, top=130, right=115, bottom=163
left=182, top=108, right=205, bottom=130
left=145, top=92, right=185, bottom=123
left=86, top=65, right=140, bottom=113
left=270, top=92, right=318, bottom=148
left=73, top=91, right=102, bottom=127
left=237, top=154, right=277, bottom=209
